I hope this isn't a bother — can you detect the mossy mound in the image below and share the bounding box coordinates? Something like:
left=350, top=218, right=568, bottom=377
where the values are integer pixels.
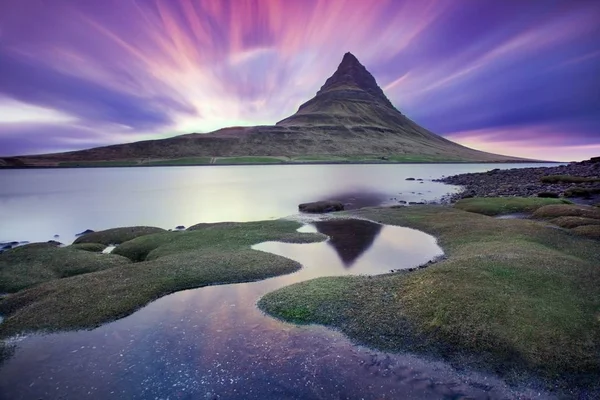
left=454, top=196, right=569, bottom=216
left=533, top=204, right=600, bottom=220
left=572, top=225, right=600, bottom=239
left=70, top=243, right=107, bottom=253
left=549, top=216, right=600, bottom=229
left=0, top=220, right=325, bottom=336
left=73, top=226, right=166, bottom=245
left=0, top=245, right=130, bottom=292
left=260, top=206, right=600, bottom=388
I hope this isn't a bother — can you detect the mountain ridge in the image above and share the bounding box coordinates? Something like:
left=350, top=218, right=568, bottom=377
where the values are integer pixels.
left=0, top=52, right=531, bottom=166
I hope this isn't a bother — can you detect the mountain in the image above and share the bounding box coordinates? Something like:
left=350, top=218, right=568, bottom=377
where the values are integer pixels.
left=0, top=53, right=528, bottom=167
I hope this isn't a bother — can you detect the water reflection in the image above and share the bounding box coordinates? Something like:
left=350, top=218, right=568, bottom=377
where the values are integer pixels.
left=0, top=221, right=545, bottom=399
left=314, top=219, right=383, bottom=267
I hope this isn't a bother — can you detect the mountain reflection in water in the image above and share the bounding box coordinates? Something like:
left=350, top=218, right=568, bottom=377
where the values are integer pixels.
left=314, top=219, right=383, bottom=267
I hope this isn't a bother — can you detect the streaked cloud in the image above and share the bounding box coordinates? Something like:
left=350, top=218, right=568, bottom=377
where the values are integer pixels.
left=0, top=0, right=598, bottom=159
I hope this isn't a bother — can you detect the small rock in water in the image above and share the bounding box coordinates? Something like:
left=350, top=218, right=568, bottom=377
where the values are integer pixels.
left=175, top=225, right=185, bottom=230
left=405, top=177, right=416, bottom=181
left=76, top=229, right=95, bottom=236
left=53, top=234, right=60, bottom=238
left=299, top=200, right=344, bottom=213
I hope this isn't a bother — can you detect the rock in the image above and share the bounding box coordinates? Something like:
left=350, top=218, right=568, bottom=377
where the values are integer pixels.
left=417, top=178, right=423, bottom=181
left=46, top=240, right=62, bottom=246
left=405, top=177, right=415, bottom=181
left=398, top=200, right=407, bottom=204
left=299, top=200, right=344, bottom=213
left=175, top=225, right=185, bottom=230
left=76, top=229, right=95, bottom=236
left=53, top=234, right=60, bottom=238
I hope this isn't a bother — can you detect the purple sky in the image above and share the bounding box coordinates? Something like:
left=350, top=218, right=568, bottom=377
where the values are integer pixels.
left=0, top=0, right=599, bottom=161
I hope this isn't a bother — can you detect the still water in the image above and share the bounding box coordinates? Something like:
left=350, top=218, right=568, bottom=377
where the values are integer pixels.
left=0, top=163, right=556, bottom=244
left=0, top=219, right=547, bottom=399
left=0, top=163, right=558, bottom=399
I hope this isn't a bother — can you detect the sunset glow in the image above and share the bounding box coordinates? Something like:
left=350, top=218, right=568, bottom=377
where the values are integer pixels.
left=0, top=0, right=598, bottom=160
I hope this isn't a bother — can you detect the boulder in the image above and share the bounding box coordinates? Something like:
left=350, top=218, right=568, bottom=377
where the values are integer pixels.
left=76, top=229, right=95, bottom=237
left=405, top=177, right=415, bottom=181
left=299, top=200, right=344, bottom=213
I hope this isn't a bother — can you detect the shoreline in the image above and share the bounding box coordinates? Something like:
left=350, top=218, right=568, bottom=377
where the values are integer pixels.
left=0, top=159, right=559, bottom=169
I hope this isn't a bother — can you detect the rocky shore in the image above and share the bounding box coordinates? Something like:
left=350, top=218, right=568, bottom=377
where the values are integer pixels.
left=438, top=157, right=600, bottom=203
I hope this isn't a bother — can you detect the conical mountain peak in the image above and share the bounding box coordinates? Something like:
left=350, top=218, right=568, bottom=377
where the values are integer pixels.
left=315, top=52, right=395, bottom=109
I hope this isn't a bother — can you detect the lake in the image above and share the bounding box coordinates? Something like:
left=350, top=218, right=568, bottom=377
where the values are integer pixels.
left=0, top=163, right=557, bottom=245
left=0, top=163, right=559, bottom=399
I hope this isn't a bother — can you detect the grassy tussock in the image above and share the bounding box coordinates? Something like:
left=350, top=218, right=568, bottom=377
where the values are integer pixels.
left=0, top=220, right=325, bottom=337
left=0, top=245, right=130, bottom=292
left=549, top=216, right=600, bottom=229
left=73, top=226, right=166, bottom=245
left=533, top=204, right=600, bottom=220
left=70, top=243, right=107, bottom=252
left=260, top=206, right=600, bottom=386
left=454, top=197, right=569, bottom=216
left=572, top=225, right=600, bottom=239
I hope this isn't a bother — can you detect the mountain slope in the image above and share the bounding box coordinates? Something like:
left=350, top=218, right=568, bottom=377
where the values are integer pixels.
left=1, top=53, right=528, bottom=166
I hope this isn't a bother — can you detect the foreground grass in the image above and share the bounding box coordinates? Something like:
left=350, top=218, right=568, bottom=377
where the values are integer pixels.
left=454, top=196, right=570, bottom=216
left=0, top=220, right=325, bottom=337
left=73, top=226, right=166, bottom=245
left=259, top=206, right=600, bottom=387
left=0, top=245, right=130, bottom=292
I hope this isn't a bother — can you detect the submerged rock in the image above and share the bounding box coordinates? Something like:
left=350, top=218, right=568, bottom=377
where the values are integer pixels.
left=299, top=200, right=344, bottom=213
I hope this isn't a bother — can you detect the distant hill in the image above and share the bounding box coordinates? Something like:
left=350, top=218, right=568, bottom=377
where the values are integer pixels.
left=1, top=52, right=529, bottom=167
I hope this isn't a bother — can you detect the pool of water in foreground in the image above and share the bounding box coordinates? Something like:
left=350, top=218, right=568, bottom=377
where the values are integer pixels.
left=0, top=219, right=549, bottom=399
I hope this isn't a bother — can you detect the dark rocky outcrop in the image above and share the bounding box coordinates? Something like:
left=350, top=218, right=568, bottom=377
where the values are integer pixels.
left=439, top=158, right=600, bottom=203
left=298, top=200, right=345, bottom=213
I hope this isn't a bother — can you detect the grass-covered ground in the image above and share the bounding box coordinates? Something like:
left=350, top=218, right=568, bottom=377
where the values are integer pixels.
left=259, top=205, right=600, bottom=389
left=454, top=196, right=571, bottom=216
left=50, top=154, right=473, bottom=167
left=0, top=220, right=325, bottom=337
left=72, top=226, right=166, bottom=245
left=146, top=157, right=213, bottom=165
left=214, top=156, right=286, bottom=164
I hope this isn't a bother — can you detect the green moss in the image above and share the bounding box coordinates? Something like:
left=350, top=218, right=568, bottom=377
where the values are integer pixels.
left=214, top=156, right=285, bottom=164
left=146, top=157, right=212, bottom=165
left=70, top=243, right=107, bottom=252
left=549, top=216, right=600, bottom=229
left=454, top=197, right=570, bottom=216
left=0, top=245, right=130, bottom=292
left=259, top=206, right=600, bottom=386
left=0, top=220, right=325, bottom=336
left=73, top=226, right=166, bottom=245
left=533, top=204, right=600, bottom=220
left=572, top=225, right=600, bottom=239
